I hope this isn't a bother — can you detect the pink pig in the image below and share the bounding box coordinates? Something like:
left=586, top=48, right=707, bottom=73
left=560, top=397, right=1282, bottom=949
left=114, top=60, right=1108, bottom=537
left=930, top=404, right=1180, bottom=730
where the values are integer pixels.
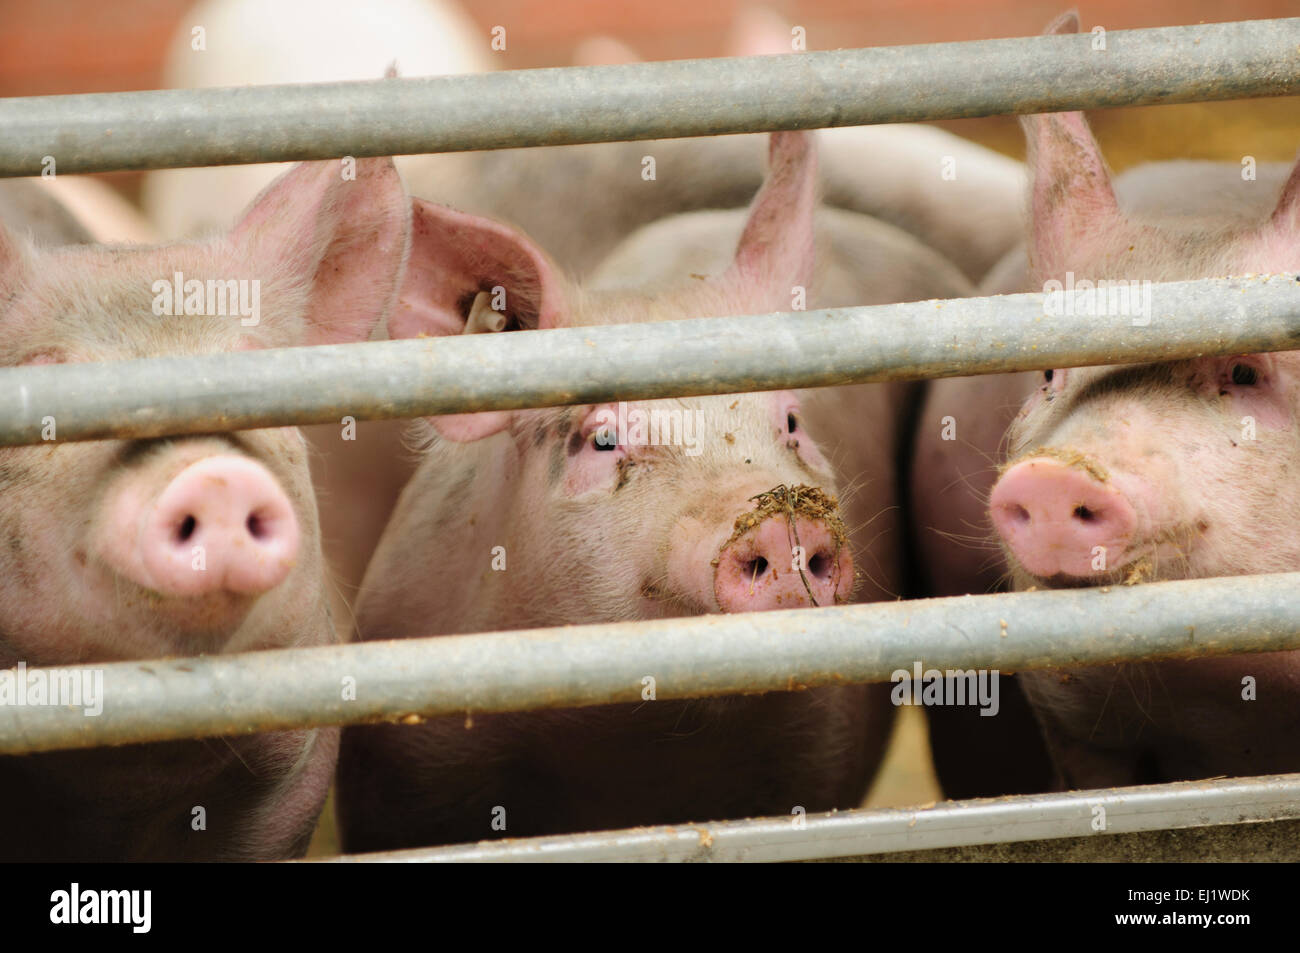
left=915, top=11, right=1300, bottom=791
left=989, top=104, right=1300, bottom=788
left=0, top=157, right=410, bottom=860
left=336, top=132, right=910, bottom=850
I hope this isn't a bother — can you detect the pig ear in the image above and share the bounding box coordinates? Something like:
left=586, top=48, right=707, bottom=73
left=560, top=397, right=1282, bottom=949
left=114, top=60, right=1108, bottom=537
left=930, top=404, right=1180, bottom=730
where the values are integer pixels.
left=231, top=157, right=410, bottom=346
left=1021, top=108, right=1122, bottom=280
left=390, top=198, right=568, bottom=341
left=392, top=199, right=569, bottom=443
left=1021, top=12, right=1122, bottom=280
left=1043, top=9, right=1080, bottom=37
left=712, top=130, right=817, bottom=313
left=1267, top=155, right=1300, bottom=233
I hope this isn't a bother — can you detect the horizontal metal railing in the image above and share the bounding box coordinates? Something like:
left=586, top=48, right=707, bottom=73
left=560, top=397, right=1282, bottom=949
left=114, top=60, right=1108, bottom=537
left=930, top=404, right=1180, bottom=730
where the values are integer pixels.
left=3, top=572, right=1299, bottom=755
left=0, top=274, right=1296, bottom=446
left=0, top=20, right=1296, bottom=176
left=326, top=774, right=1300, bottom=863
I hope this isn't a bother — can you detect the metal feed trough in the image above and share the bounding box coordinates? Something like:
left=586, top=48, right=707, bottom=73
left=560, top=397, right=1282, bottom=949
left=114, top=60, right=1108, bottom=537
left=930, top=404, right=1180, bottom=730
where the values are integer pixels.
left=1, top=20, right=1298, bottom=862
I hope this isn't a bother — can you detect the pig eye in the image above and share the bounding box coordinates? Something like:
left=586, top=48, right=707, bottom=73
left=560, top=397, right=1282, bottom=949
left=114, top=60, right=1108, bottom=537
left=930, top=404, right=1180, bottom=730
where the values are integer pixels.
left=1043, top=370, right=1054, bottom=383
left=591, top=427, right=618, bottom=451
left=1230, top=363, right=1258, bottom=387
left=787, top=412, right=798, bottom=434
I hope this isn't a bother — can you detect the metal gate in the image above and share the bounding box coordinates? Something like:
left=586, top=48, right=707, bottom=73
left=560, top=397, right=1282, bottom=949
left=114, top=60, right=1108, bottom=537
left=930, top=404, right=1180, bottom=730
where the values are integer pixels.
left=1, top=19, right=1298, bottom=862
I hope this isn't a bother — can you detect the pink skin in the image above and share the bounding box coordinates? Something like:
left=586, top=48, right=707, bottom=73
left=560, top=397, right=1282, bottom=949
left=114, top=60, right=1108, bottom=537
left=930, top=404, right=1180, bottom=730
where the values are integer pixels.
left=338, top=132, right=896, bottom=850
left=962, top=13, right=1300, bottom=790
left=100, top=455, right=300, bottom=598
left=0, top=155, right=410, bottom=861
left=989, top=458, right=1137, bottom=580
left=713, top=515, right=852, bottom=611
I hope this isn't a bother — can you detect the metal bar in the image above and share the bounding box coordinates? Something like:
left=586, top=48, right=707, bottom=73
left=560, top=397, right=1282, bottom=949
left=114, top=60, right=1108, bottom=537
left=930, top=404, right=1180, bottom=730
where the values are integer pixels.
left=322, top=774, right=1300, bottom=863
left=0, top=274, right=1297, bottom=447
left=834, top=819, right=1300, bottom=862
left=1, top=20, right=1298, bottom=176
left=3, top=571, right=1300, bottom=755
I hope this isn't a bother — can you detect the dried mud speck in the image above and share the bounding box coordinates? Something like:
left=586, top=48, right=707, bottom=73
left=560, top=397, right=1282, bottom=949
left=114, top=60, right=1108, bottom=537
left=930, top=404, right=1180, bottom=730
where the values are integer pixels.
left=1123, top=556, right=1154, bottom=586
left=1005, top=445, right=1110, bottom=484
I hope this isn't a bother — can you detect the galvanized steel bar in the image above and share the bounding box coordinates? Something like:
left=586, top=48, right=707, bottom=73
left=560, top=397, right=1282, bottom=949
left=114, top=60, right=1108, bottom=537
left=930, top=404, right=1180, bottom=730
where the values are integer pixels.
left=326, top=774, right=1300, bottom=863
left=2, top=571, right=1299, bottom=755
left=1, top=20, right=1298, bottom=176
left=0, top=274, right=1297, bottom=447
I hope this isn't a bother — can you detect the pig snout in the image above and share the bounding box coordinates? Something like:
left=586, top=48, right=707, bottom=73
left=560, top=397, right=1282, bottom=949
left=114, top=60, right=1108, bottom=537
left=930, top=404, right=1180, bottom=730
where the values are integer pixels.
left=714, top=515, right=852, bottom=611
left=108, top=455, right=300, bottom=597
left=990, top=457, right=1137, bottom=579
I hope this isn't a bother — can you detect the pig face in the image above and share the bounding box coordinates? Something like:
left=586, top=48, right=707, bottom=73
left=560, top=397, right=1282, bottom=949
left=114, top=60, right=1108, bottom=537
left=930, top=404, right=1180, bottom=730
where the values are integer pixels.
left=989, top=47, right=1300, bottom=589
left=997, top=355, right=1300, bottom=587
left=375, top=132, right=855, bottom=631
left=0, top=157, right=410, bottom=664
left=444, top=390, right=848, bottom=626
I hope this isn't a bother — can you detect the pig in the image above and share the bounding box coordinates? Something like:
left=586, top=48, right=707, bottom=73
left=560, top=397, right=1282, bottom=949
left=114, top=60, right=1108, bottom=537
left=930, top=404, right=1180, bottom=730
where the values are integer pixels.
left=336, top=131, right=969, bottom=851
left=0, top=155, right=411, bottom=861
left=921, top=12, right=1300, bottom=791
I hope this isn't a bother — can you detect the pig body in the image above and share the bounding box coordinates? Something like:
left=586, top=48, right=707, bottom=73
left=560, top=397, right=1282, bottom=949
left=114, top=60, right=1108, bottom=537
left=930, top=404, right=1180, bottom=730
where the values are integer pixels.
left=0, top=157, right=411, bottom=860
left=336, top=134, right=970, bottom=850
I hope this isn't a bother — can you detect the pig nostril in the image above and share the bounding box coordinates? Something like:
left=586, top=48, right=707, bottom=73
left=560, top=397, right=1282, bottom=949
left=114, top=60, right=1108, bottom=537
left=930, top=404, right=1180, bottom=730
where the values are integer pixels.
left=1005, top=504, right=1030, bottom=525
left=175, top=514, right=198, bottom=544
left=246, top=512, right=267, bottom=540
left=1073, top=505, right=1096, bottom=523
left=807, top=552, right=831, bottom=579
left=742, top=556, right=769, bottom=580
